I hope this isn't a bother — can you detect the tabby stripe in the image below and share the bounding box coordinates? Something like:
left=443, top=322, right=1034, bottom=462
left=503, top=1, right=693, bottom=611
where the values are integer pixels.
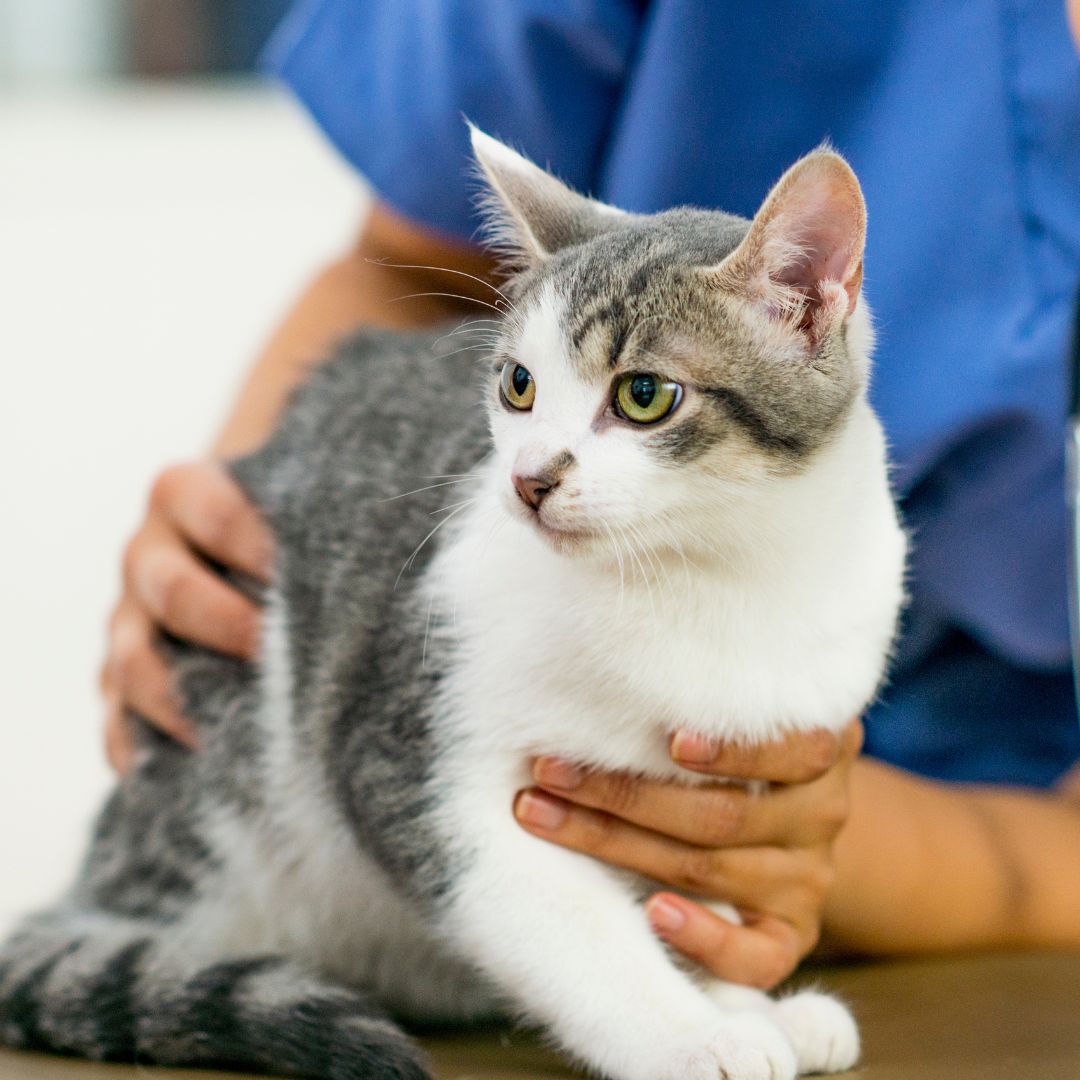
left=703, top=386, right=809, bottom=455
left=80, top=938, right=153, bottom=1061
left=173, top=956, right=283, bottom=1068
left=0, top=937, right=84, bottom=1051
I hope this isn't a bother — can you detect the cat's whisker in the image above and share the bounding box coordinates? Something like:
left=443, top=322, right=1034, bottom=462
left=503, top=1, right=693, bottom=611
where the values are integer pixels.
left=628, top=311, right=677, bottom=336
left=616, top=523, right=656, bottom=617
left=432, top=320, right=503, bottom=348
left=435, top=321, right=504, bottom=342
left=600, top=520, right=626, bottom=611
left=369, top=261, right=520, bottom=316
left=378, top=478, right=476, bottom=503
left=654, top=520, right=699, bottom=606
left=451, top=504, right=504, bottom=635
left=395, top=500, right=476, bottom=589
left=619, top=520, right=659, bottom=590
left=430, top=497, right=477, bottom=516
left=474, top=508, right=510, bottom=574
left=611, top=529, right=630, bottom=613
left=387, top=290, right=509, bottom=317
left=678, top=522, right=741, bottom=574
left=421, top=587, right=436, bottom=670
left=464, top=505, right=511, bottom=614
left=436, top=342, right=503, bottom=363
left=626, top=520, right=675, bottom=601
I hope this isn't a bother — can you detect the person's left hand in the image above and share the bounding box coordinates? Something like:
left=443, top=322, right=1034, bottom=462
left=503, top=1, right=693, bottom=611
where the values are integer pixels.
left=513, top=719, right=863, bottom=989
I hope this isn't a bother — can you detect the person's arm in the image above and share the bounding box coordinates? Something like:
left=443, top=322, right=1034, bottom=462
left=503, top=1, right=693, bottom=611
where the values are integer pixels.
left=514, top=727, right=1080, bottom=988
left=212, top=203, right=499, bottom=456
left=101, top=203, right=497, bottom=770
left=826, top=757, right=1080, bottom=955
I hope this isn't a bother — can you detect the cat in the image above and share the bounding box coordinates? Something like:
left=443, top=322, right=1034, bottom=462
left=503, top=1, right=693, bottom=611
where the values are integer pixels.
left=0, top=128, right=906, bottom=1080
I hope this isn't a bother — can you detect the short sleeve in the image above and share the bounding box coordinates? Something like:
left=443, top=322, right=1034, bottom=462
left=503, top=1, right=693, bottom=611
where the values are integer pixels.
left=265, top=0, right=642, bottom=241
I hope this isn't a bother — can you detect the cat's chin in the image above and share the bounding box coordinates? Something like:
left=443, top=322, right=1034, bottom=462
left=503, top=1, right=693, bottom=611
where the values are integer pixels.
left=531, top=517, right=596, bottom=555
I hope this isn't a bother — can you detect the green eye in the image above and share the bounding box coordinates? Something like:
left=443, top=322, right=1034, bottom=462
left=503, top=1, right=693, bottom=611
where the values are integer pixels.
left=500, top=362, right=535, bottom=410
left=615, top=373, right=681, bottom=424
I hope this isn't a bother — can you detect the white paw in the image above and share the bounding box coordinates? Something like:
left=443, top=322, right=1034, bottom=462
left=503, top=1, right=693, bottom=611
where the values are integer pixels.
left=656, top=1012, right=798, bottom=1080
left=773, top=991, right=859, bottom=1075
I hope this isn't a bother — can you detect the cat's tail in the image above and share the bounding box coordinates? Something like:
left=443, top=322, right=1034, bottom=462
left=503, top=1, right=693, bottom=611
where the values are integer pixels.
left=0, top=910, right=430, bottom=1079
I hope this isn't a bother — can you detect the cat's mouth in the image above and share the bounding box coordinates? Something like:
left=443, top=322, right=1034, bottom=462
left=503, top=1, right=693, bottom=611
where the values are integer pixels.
left=531, top=515, right=594, bottom=550
left=504, top=486, right=594, bottom=550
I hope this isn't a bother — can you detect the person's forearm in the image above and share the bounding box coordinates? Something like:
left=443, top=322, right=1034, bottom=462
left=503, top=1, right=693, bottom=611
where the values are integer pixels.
left=825, top=757, right=1080, bottom=955
left=213, top=206, right=496, bottom=457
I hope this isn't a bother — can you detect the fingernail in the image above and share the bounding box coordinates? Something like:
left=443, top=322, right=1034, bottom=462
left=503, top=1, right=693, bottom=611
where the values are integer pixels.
left=533, top=757, right=583, bottom=791
left=671, top=730, right=717, bottom=765
left=646, top=895, right=687, bottom=934
left=515, top=791, right=568, bottom=831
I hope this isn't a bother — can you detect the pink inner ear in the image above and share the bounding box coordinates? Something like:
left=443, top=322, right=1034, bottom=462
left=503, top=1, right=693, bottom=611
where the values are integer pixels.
left=768, top=165, right=865, bottom=320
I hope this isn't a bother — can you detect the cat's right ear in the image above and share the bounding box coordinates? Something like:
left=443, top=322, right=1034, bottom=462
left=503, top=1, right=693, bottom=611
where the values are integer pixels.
left=704, top=149, right=866, bottom=350
left=469, top=125, right=624, bottom=268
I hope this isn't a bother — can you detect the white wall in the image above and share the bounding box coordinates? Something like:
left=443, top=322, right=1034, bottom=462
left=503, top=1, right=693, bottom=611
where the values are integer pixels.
left=0, top=83, right=366, bottom=933
left=0, top=0, right=125, bottom=82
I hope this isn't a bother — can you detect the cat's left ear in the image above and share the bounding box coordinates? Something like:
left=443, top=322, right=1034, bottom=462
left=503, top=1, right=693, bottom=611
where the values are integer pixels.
left=470, top=125, right=624, bottom=267
left=704, top=149, right=866, bottom=348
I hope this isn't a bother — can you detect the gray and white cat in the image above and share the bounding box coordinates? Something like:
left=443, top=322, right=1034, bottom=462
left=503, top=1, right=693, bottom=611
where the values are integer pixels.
left=0, top=129, right=905, bottom=1080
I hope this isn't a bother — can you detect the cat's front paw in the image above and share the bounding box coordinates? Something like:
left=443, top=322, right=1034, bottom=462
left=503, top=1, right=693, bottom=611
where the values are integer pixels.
left=652, top=1012, right=798, bottom=1080
left=773, top=991, right=859, bottom=1075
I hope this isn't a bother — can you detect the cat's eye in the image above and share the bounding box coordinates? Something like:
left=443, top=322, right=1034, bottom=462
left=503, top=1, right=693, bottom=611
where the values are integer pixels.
left=614, top=373, right=681, bottom=424
left=500, top=362, right=536, bottom=410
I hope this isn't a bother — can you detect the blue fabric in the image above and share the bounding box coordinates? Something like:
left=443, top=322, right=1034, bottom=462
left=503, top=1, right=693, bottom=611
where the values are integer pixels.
left=266, top=0, right=1080, bottom=787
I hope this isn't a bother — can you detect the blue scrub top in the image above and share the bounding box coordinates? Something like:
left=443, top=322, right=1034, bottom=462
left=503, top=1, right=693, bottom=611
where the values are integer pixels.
left=266, top=0, right=1080, bottom=787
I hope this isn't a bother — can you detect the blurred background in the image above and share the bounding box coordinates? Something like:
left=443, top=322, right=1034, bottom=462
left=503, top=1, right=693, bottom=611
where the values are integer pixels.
left=0, top=1, right=292, bottom=81
left=0, top=1, right=367, bottom=932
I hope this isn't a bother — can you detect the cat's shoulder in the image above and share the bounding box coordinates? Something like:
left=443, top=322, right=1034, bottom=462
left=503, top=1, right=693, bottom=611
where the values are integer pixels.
left=231, top=322, right=491, bottom=513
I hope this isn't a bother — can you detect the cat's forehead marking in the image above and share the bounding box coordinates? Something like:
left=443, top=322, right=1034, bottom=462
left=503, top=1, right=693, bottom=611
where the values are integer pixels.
left=553, top=212, right=751, bottom=380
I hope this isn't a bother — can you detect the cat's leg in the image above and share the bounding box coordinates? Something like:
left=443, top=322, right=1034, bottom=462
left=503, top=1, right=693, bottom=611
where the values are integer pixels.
left=696, top=903, right=860, bottom=1076
left=436, top=795, right=797, bottom=1080
left=0, top=908, right=429, bottom=1079
left=770, top=990, right=860, bottom=1076
left=697, top=980, right=859, bottom=1077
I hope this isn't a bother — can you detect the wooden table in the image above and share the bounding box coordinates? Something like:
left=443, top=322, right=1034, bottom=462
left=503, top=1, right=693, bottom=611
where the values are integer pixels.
left=2, top=953, right=1078, bottom=1079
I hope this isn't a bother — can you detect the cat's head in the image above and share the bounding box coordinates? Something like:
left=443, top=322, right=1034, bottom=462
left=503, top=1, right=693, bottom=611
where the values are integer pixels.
left=469, top=127, right=872, bottom=561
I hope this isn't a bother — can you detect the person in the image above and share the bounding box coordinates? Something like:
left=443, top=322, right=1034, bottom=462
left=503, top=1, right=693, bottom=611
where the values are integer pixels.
left=100, top=0, right=1080, bottom=992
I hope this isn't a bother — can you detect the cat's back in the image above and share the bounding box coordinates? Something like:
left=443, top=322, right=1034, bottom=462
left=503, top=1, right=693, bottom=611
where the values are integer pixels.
left=222, top=325, right=493, bottom=890
left=230, top=324, right=491, bottom=674
left=234, top=325, right=490, bottom=537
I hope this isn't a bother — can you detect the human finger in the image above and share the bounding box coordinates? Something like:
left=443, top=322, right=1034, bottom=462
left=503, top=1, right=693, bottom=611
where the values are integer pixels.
left=669, top=720, right=863, bottom=783
left=102, top=603, right=198, bottom=749
left=513, top=789, right=825, bottom=909
left=531, top=758, right=848, bottom=847
left=645, top=893, right=806, bottom=989
left=151, top=462, right=273, bottom=580
left=103, top=611, right=198, bottom=748
left=103, top=693, right=134, bottom=775
left=128, top=542, right=262, bottom=659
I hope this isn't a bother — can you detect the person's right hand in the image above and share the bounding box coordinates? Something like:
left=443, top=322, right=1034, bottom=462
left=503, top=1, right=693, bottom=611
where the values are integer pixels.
left=101, top=461, right=274, bottom=773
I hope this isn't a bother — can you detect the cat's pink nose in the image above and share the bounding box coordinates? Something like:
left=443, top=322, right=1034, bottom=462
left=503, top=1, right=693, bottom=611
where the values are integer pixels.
left=513, top=473, right=555, bottom=511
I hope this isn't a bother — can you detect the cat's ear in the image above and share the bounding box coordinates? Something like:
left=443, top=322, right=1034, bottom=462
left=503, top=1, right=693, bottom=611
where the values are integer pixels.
left=705, top=148, right=866, bottom=348
left=469, top=125, right=624, bottom=267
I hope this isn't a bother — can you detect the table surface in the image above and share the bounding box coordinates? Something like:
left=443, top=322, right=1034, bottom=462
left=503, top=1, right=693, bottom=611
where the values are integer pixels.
left=2, top=952, right=1078, bottom=1080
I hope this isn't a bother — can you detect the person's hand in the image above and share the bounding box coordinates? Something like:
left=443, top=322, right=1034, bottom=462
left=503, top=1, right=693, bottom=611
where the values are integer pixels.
left=513, top=720, right=863, bottom=989
left=101, top=461, right=273, bottom=773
